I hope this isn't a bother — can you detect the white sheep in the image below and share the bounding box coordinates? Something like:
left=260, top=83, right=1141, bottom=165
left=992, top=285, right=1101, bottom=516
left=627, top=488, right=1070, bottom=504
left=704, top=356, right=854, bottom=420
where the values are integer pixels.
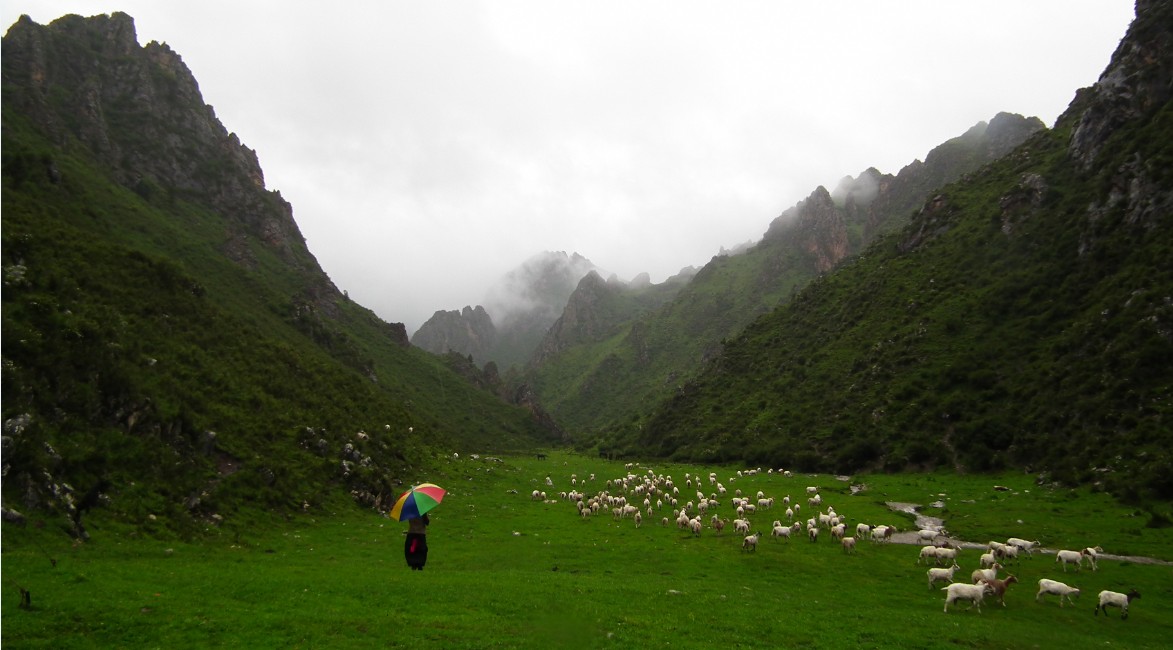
left=916, top=529, right=941, bottom=543
left=633, top=511, right=642, bottom=528
left=742, top=532, right=761, bottom=552
left=771, top=524, right=792, bottom=541
left=934, top=545, right=960, bottom=566
left=979, top=551, right=998, bottom=568
left=928, top=563, right=962, bottom=589
left=1036, top=579, right=1080, bottom=607
left=841, top=536, right=857, bottom=554
left=971, top=563, right=1001, bottom=584
left=1006, top=537, right=1040, bottom=557
left=943, top=582, right=993, bottom=613
left=856, top=523, right=871, bottom=540
left=1055, top=549, right=1084, bottom=572
left=918, top=545, right=938, bottom=565
left=1095, top=589, right=1140, bottom=619
left=807, top=526, right=819, bottom=543
left=1082, top=546, right=1104, bottom=571
left=689, top=517, right=703, bottom=536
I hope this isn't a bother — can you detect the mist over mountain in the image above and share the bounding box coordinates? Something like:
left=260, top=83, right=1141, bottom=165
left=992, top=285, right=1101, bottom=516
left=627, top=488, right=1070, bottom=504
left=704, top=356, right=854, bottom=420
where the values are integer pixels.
left=411, top=250, right=698, bottom=369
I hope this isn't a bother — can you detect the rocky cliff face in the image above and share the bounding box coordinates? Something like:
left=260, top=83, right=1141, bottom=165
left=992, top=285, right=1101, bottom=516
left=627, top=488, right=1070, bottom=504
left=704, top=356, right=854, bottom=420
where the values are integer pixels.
left=1, top=12, right=365, bottom=327
left=1068, top=0, right=1171, bottom=170
left=410, top=306, right=496, bottom=360
left=412, top=251, right=604, bottom=368
left=761, top=112, right=1045, bottom=275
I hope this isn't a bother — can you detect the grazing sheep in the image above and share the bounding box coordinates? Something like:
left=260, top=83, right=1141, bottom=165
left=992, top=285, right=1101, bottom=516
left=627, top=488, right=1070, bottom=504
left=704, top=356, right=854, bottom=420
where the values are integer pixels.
left=872, top=525, right=894, bottom=542
left=979, top=552, right=998, bottom=568
left=1006, top=537, right=1041, bottom=558
left=1055, top=549, right=1084, bottom=572
left=928, top=563, right=962, bottom=589
left=1095, top=589, right=1140, bottom=619
left=633, top=511, right=642, bottom=528
left=807, top=526, right=819, bottom=543
left=842, top=536, right=857, bottom=554
left=943, top=582, right=994, bottom=613
left=742, top=532, right=762, bottom=552
left=971, top=563, right=1002, bottom=584
left=934, top=545, right=960, bottom=566
left=689, top=518, right=703, bottom=537
left=856, top=523, right=871, bottom=540
left=1036, top=579, right=1080, bottom=607
left=771, top=524, right=792, bottom=541
left=1082, top=546, right=1104, bottom=571
left=984, top=575, right=1018, bottom=606
left=918, top=545, right=940, bottom=565
left=994, top=543, right=1019, bottom=564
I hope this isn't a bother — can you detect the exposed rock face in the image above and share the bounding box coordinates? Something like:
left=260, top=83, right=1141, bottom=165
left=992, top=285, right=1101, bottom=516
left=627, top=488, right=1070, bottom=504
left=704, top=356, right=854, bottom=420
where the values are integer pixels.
left=1068, top=0, right=1172, bottom=169
left=411, top=306, right=496, bottom=360
left=761, top=112, right=1045, bottom=274
left=531, top=271, right=614, bottom=364
left=413, top=251, right=603, bottom=368
left=0, top=12, right=409, bottom=338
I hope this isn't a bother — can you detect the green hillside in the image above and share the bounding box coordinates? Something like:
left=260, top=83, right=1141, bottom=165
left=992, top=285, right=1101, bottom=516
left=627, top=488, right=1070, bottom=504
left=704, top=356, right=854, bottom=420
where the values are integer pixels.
left=1, top=14, right=555, bottom=538
left=627, top=26, right=1173, bottom=502
left=529, top=115, right=1044, bottom=441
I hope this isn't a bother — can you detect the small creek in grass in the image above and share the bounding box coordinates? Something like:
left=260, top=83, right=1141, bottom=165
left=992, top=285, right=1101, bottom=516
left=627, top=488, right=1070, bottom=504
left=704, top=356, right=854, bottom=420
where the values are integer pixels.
left=883, top=501, right=1173, bottom=566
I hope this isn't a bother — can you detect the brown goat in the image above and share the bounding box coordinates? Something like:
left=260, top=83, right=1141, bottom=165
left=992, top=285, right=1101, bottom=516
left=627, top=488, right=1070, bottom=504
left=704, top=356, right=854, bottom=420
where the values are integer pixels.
left=984, top=575, right=1019, bottom=606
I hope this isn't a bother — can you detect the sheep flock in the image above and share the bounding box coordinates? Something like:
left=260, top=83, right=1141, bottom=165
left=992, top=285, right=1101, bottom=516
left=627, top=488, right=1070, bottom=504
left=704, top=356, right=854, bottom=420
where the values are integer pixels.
left=509, top=457, right=1149, bottom=622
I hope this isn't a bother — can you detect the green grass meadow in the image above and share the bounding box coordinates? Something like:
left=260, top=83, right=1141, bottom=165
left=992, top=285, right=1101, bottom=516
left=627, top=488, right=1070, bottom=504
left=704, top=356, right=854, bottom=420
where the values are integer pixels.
left=3, top=452, right=1172, bottom=649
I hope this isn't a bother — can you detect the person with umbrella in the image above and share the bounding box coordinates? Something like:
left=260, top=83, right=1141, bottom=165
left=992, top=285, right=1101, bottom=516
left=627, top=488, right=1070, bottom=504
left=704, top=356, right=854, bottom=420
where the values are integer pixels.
left=390, top=483, right=446, bottom=571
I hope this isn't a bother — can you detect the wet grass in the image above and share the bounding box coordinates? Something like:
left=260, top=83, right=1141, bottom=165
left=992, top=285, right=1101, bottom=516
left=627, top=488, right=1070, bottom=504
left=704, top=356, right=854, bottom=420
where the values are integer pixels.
left=3, top=452, right=1171, bottom=648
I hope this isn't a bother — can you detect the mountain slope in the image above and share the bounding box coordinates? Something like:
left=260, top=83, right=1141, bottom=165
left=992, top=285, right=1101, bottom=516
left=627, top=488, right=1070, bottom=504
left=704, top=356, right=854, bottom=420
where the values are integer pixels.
left=630, top=1, right=1173, bottom=500
left=1, top=13, right=556, bottom=537
left=527, top=113, right=1043, bottom=441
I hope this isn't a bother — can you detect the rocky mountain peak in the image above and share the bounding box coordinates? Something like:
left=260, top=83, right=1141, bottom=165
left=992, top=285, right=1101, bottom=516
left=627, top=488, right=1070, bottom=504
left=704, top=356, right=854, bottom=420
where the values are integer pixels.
left=1067, top=0, right=1172, bottom=169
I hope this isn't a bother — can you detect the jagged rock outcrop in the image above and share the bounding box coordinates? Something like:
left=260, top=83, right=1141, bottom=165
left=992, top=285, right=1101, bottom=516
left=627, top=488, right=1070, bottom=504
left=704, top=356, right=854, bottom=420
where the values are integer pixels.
left=411, top=306, right=496, bottom=361
left=1068, top=0, right=1172, bottom=170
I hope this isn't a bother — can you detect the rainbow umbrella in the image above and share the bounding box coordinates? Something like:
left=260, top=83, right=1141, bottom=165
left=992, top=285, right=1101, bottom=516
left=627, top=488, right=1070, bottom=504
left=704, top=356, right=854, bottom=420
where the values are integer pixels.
left=389, top=483, right=447, bottom=521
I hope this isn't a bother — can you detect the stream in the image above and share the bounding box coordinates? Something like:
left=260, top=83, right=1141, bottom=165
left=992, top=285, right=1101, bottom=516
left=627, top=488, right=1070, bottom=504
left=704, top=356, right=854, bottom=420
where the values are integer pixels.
left=882, top=501, right=1172, bottom=565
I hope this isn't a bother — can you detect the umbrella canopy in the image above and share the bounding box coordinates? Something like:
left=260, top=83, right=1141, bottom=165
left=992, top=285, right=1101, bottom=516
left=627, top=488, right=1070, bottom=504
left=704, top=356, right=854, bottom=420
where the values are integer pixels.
left=390, top=483, right=447, bottom=521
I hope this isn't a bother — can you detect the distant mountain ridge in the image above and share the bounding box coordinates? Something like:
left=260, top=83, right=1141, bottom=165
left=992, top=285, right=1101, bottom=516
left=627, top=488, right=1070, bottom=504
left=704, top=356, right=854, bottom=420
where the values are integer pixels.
left=523, top=112, right=1045, bottom=439
left=411, top=251, right=697, bottom=369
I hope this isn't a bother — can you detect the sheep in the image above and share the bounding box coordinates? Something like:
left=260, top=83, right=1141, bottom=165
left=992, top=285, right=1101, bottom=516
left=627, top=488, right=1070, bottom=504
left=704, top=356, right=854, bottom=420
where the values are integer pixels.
left=1006, top=537, right=1041, bottom=558
left=808, top=494, right=822, bottom=508
left=1036, top=579, right=1080, bottom=607
left=856, top=523, right=872, bottom=540
left=943, top=582, right=994, bottom=613
left=633, top=511, right=642, bottom=528
left=872, top=525, right=894, bottom=542
left=1082, top=546, right=1104, bottom=571
left=918, top=545, right=940, bottom=565
left=742, top=532, right=762, bottom=552
left=984, top=575, right=1018, bottom=606
left=689, top=517, right=703, bottom=537
left=713, top=517, right=727, bottom=536
left=928, top=563, right=962, bottom=589
left=979, top=551, right=998, bottom=568
left=1095, top=589, right=1140, bottom=619
left=842, top=536, right=857, bottom=554
left=934, top=545, right=960, bottom=566
left=807, top=526, right=819, bottom=542
left=916, top=529, right=941, bottom=544
left=733, top=518, right=751, bottom=535
left=971, top=563, right=1001, bottom=584
left=1055, top=549, right=1084, bottom=572
left=531, top=490, right=542, bottom=501
left=994, top=543, right=1019, bottom=564
left=831, top=523, right=846, bottom=540
left=771, top=523, right=792, bottom=541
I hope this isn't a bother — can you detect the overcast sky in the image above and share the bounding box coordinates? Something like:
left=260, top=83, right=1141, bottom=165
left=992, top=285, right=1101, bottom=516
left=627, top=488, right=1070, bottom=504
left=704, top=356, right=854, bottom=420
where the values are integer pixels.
left=3, top=2, right=1136, bottom=334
